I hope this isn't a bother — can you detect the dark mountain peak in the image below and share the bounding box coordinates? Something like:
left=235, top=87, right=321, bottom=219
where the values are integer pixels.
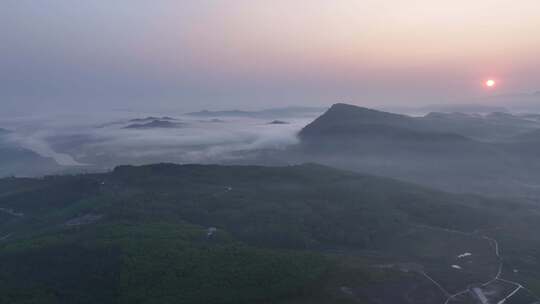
left=325, top=103, right=406, bottom=121
left=328, top=103, right=361, bottom=111
left=299, top=103, right=414, bottom=139
left=306, top=103, right=409, bottom=128
left=299, top=103, right=472, bottom=144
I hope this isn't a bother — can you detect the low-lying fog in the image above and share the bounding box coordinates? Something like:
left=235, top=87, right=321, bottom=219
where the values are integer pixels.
left=0, top=108, right=324, bottom=176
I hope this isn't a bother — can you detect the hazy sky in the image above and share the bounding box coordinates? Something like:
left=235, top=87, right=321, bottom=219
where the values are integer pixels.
left=2, top=1, right=540, bottom=114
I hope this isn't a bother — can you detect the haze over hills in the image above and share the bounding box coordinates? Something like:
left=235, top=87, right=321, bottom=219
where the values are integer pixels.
left=480, top=91, right=540, bottom=112
left=269, top=103, right=540, bottom=198
left=384, top=91, right=540, bottom=115
left=417, top=104, right=509, bottom=115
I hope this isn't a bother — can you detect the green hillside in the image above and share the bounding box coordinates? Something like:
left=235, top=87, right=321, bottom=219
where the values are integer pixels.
left=0, top=164, right=538, bottom=303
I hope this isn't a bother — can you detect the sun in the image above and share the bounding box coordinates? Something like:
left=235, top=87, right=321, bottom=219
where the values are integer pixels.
left=485, top=79, right=496, bottom=88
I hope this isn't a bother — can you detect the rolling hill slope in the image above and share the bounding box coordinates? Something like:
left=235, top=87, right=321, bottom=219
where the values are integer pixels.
left=2, top=163, right=538, bottom=303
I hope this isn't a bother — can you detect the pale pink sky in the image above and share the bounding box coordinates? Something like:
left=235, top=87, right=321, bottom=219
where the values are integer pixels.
left=2, top=1, right=540, bottom=113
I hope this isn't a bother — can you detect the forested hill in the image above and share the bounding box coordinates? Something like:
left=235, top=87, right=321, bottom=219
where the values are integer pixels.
left=0, top=163, right=528, bottom=303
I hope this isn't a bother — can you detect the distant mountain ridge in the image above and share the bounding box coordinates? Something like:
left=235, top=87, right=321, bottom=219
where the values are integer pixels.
left=419, top=104, right=508, bottom=114
left=128, top=116, right=176, bottom=123
left=124, top=119, right=184, bottom=129
left=186, top=106, right=326, bottom=119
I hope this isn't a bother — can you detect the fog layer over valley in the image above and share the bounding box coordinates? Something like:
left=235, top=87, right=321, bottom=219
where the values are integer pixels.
left=5, top=104, right=540, bottom=201
left=0, top=107, right=323, bottom=177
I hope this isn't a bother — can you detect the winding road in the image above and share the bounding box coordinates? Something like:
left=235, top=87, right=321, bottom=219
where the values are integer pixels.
left=415, top=225, right=539, bottom=304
